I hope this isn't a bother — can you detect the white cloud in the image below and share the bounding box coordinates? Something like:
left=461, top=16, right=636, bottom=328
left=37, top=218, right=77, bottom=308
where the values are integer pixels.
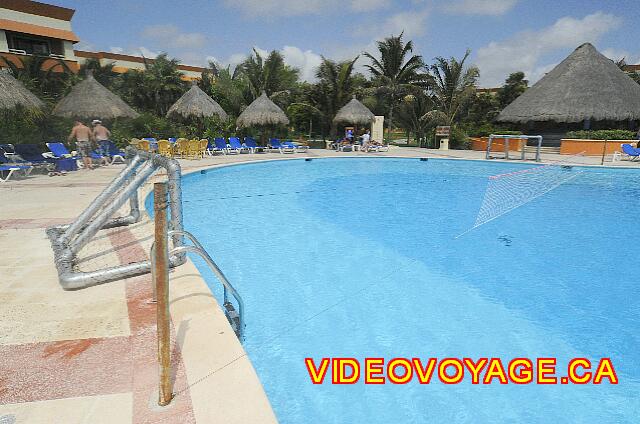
left=351, top=0, right=391, bottom=12
left=224, top=0, right=388, bottom=17
left=108, top=46, right=160, bottom=58
left=212, top=46, right=323, bottom=81
left=282, top=45, right=323, bottom=81
left=475, top=12, right=622, bottom=87
left=443, top=0, right=518, bottom=16
left=141, top=24, right=206, bottom=49
left=364, top=9, right=429, bottom=40
left=601, top=48, right=640, bottom=65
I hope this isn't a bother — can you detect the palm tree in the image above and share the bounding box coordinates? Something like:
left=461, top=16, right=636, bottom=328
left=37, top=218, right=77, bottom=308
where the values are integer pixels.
left=363, top=33, right=427, bottom=143
left=79, top=57, right=119, bottom=89
left=428, top=49, right=479, bottom=125
left=199, top=61, right=246, bottom=118
left=308, top=56, right=359, bottom=136
left=0, top=55, right=74, bottom=101
left=396, top=92, right=437, bottom=147
left=141, top=54, right=188, bottom=116
left=238, top=49, right=299, bottom=102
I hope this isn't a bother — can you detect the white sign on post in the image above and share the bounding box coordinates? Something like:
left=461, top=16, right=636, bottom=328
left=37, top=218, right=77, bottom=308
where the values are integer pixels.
left=372, top=116, right=384, bottom=142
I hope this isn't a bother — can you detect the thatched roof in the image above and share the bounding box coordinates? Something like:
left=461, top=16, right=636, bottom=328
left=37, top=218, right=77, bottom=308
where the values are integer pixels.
left=497, top=43, right=640, bottom=124
left=236, top=91, right=289, bottom=127
left=333, top=96, right=374, bottom=124
left=0, top=69, right=44, bottom=110
left=52, top=74, right=139, bottom=119
left=166, top=83, right=228, bottom=120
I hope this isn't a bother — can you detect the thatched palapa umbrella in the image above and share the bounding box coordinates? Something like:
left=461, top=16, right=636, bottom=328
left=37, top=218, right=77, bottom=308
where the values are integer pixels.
left=497, top=43, right=640, bottom=124
left=53, top=73, right=139, bottom=119
left=333, top=95, right=374, bottom=125
left=166, top=83, right=228, bottom=120
left=0, top=69, right=44, bottom=110
left=236, top=91, right=289, bottom=127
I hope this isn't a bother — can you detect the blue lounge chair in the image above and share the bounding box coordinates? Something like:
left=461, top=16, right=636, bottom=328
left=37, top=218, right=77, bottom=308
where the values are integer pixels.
left=0, top=150, right=33, bottom=182
left=268, top=138, right=295, bottom=154
left=621, top=144, right=640, bottom=161
left=228, top=137, right=250, bottom=154
left=46, top=141, right=76, bottom=159
left=47, top=141, right=103, bottom=161
left=283, top=140, right=309, bottom=153
left=212, top=137, right=228, bottom=155
left=47, top=142, right=102, bottom=169
left=100, top=140, right=126, bottom=164
left=243, top=137, right=265, bottom=153
left=13, top=144, right=48, bottom=164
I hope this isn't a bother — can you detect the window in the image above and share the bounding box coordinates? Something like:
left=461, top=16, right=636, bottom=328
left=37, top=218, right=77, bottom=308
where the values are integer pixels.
left=8, top=34, right=51, bottom=55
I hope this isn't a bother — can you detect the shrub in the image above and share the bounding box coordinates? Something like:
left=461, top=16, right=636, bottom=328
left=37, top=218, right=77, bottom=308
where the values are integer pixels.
left=464, top=123, right=522, bottom=138
left=565, top=130, right=637, bottom=140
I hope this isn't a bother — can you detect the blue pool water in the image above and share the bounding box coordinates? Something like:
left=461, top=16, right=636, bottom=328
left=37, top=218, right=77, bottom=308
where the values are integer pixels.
left=169, top=158, right=639, bottom=422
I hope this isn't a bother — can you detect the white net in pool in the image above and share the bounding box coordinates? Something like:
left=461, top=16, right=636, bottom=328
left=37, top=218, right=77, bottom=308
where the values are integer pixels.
left=457, top=157, right=584, bottom=238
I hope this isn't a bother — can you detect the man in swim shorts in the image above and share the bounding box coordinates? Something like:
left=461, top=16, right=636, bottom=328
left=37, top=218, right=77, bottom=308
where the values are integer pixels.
left=68, top=120, right=93, bottom=169
left=92, top=119, right=111, bottom=166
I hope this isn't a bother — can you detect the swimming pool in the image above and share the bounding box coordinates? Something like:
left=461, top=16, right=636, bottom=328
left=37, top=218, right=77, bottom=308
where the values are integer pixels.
left=178, top=158, right=639, bottom=423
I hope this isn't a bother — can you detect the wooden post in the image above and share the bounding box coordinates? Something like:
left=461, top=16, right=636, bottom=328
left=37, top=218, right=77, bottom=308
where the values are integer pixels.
left=600, top=139, right=608, bottom=165
left=154, top=182, right=172, bottom=406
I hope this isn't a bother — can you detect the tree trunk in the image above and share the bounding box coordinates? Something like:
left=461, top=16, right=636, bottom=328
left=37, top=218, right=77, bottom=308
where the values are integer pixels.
left=387, top=105, right=394, bottom=145
left=330, top=121, right=337, bottom=139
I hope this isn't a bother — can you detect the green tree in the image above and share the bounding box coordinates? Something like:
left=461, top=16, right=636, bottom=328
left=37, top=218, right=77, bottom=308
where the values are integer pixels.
left=198, top=61, right=246, bottom=118
left=308, top=56, right=359, bottom=136
left=496, top=71, right=528, bottom=108
left=363, top=33, right=427, bottom=142
left=238, top=49, right=299, bottom=102
left=429, top=49, right=479, bottom=125
left=396, top=92, right=437, bottom=147
left=78, top=57, right=119, bottom=89
left=0, top=55, right=74, bottom=102
left=139, top=54, right=188, bottom=116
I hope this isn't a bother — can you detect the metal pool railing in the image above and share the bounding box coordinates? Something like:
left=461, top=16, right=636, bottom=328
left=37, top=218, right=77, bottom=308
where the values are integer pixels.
left=150, top=229, right=245, bottom=340
left=47, top=150, right=186, bottom=290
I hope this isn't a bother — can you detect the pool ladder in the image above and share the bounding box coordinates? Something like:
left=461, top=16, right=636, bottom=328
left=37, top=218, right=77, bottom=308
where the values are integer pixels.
left=151, top=229, right=245, bottom=340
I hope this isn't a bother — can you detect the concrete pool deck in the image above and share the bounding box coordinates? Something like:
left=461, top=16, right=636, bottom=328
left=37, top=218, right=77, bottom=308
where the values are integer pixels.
left=1, top=146, right=638, bottom=423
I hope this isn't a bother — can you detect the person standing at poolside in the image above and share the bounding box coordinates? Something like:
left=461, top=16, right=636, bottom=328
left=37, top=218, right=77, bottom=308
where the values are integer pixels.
left=92, top=119, right=111, bottom=166
left=68, top=120, right=93, bottom=170
left=361, top=129, right=371, bottom=151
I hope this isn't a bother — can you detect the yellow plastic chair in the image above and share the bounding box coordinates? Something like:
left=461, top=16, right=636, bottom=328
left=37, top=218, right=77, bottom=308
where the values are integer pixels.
left=175, top=138, right=189, bottom=158
left=138, top=139, right=150, bottom=152
left=157, top=140, right=172, bottom=157
left=188, top=139, right=201, bottom=159
left=198, top=139, right=208, bottom=158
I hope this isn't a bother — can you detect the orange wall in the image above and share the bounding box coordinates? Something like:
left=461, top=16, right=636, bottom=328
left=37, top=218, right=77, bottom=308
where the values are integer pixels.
left=470, top=137, right=527, bottom=152
left=560, top=139, right=634, bottom=156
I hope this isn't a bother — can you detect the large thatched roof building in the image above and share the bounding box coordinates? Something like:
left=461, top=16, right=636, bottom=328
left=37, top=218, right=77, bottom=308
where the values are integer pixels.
left=333, top=96, right=374, bottom=125
left=53, top=74, right=139, bottom=120
left=0, top=70, right=44, bottom=111
left=166, top=84, right=228, bottom=120
left=237, top=92, right=289, bottom=127
left=497, top=43, right=640, bottom=145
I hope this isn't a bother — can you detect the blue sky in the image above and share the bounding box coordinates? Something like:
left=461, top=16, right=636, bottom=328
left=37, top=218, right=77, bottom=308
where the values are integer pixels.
left=55, top=0, right=640, bottom=87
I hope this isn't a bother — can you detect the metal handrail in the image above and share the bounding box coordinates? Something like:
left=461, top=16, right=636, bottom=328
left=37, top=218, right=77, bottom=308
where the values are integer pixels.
left=150, top=229, right=244, bottom=339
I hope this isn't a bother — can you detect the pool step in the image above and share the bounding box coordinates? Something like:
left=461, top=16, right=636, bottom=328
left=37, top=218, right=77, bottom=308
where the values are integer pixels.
left=224, top=301, right=242, bottom=339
